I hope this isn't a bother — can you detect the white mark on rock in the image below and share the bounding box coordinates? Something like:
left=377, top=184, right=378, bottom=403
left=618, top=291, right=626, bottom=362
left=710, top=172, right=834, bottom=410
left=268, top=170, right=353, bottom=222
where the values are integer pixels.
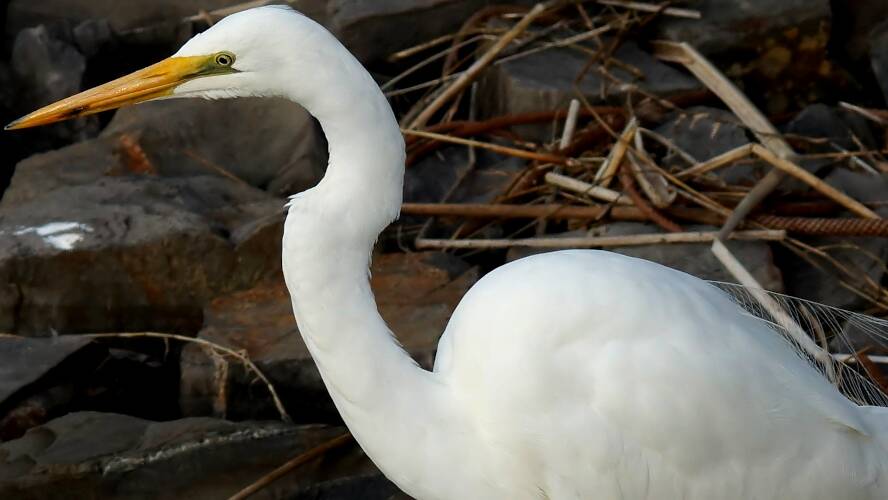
left=13, top=222, right=94, bottom=250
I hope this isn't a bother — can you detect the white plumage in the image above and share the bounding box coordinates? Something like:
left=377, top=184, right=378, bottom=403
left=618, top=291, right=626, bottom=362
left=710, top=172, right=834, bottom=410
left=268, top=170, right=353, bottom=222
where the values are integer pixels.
left=9, top=6, right=888, bottom=499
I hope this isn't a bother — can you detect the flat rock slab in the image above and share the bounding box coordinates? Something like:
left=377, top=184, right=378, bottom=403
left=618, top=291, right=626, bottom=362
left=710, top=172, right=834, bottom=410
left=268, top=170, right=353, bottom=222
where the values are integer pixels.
left=0, top=411, right=401, bottom=499
left=479, top=42, right=700, bottom=141
left=181, top=252, right=478, bottom=421
left=0, top=336, right=91, bottom=405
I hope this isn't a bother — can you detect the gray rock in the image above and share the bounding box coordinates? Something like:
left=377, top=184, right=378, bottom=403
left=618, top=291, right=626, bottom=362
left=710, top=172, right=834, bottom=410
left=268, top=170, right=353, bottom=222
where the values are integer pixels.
left=654, top=107, right=761, bottom=184
left=782, top=169, right=888, bottom=310
left=786, top=104, right=876, bottom=151
left=784, top=104, right=879, bottom=181
left=8, top=0, right=502, bottom=65
left=329, top=0, right=533, bottom=63
left=406, top=146, right=526, bottom=204
left=0, top=337, right=92, bottom=439
left=0, top=176, right=284, bottom=334
left=4, top=97, right=326, bottom=205
left=102, top=98, right=328, bottom=197
left=0, top=412, right=400, bottom=499
left=71, top=19, right=114, bottom=57
left=10, top=25, right=97, bottom=144
left=479, top=42, right=700, bottom=141
left=7, top=0, right=246, bottom=35
left=872, top=21, right=888, bottom=105
left=0, top=337, right=90, bottom=405
left=11, top=25, right=84, bottom=106
left=180, top=252, right=478, bottom=421
left=655, top=0, right=831, bottom=56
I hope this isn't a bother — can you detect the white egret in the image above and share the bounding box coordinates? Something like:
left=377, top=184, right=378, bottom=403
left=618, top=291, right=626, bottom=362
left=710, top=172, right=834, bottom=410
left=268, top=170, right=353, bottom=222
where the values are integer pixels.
left=7, top=6, right=888, bottom=499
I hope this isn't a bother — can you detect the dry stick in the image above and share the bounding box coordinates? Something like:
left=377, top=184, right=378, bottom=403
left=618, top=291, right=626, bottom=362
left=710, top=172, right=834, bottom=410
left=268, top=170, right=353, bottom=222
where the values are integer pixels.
left=595, top=117, right=637, bottom=187
left=596, top=0, right=702, bottom=18
left=409, top=2, right=551, bottom=129
left=676, top=144, right=755, bottom=178
left=84, top=332, right=291, bottom=422
left=227, top=433, right=354, bottom=500
left=638, top=127, right=699, bottom=165
left=402, top=129, right=577, bottom=166
left=750, top=145, right=879, bottom=219
left=651, top=41, right=797, bottom=238
left=629, top=132, right=676, bottom=208
left=619, top=164, right=682, bottom=232
left=495, top=24, right=614, bottom=65
left=835, top=353, right=888, bottom=365
left=382, top=35, right=491, bottom=91
left=559, top=99, right=581, bottom=151
left=538, top=99, right=583, bottom=235
left=416, top=229, right=784, bottom=250
left=403, top=202, right=641, bottom=220
left=839, top=102, right=888, bottom=126
left=386, top=72, right=462, bottom=98
left=389, top=33, right=465, bottom=61
left=403, top=202, right=888, bottom=236
left=710, top=240, right=838, bottom=383
left=441, top=4, right=528, bottom=76
left=545, top=172, right=632, bottom=205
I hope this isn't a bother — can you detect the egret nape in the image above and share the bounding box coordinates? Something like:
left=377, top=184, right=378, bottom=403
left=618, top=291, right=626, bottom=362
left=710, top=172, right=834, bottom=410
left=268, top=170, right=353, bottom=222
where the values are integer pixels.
left=7, top=5, right=888, bottom=499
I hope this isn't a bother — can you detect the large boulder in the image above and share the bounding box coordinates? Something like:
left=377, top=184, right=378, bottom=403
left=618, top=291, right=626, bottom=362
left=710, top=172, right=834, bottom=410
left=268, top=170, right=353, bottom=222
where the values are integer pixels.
left=0, top=412, right=401, bottom=499
left=0, top=176, right=283, bottom=335
left=181, top=252, right=478, bottom=421
left=0, top=97, right=325, bottom=335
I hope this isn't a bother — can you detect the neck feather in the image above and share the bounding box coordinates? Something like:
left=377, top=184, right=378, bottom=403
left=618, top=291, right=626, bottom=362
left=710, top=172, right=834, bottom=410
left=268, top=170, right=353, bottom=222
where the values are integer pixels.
left=279, top=33, right=462, bottom=498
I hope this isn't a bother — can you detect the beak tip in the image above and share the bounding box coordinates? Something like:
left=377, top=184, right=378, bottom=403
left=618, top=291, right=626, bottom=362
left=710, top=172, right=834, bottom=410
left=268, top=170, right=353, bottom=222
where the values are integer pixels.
left=5, top=119, right=23, bottom=131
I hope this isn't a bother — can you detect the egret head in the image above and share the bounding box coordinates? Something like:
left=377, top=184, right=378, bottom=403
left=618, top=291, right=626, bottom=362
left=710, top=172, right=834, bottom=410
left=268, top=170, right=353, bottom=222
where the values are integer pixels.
left=6, top=6, right=331, bottom=130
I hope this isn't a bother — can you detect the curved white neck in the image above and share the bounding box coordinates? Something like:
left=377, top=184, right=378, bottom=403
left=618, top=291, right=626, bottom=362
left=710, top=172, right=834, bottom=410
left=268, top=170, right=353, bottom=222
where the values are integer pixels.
left=279, top=31, right=465, bottom=498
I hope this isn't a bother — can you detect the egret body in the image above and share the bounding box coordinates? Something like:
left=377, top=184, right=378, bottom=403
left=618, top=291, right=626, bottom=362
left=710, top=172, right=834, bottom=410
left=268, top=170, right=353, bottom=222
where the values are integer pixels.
left=8, top=6, right=888, bottom=499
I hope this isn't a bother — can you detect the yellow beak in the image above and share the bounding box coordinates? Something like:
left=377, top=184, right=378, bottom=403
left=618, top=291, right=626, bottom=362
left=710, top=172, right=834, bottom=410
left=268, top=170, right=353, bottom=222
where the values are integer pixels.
left=5, top=55, right=217, bottom=130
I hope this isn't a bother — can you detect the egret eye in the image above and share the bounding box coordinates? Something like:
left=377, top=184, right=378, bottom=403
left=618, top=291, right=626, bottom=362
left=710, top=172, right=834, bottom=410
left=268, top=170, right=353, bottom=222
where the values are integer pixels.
left=215, top=52, right=235, bottom=67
